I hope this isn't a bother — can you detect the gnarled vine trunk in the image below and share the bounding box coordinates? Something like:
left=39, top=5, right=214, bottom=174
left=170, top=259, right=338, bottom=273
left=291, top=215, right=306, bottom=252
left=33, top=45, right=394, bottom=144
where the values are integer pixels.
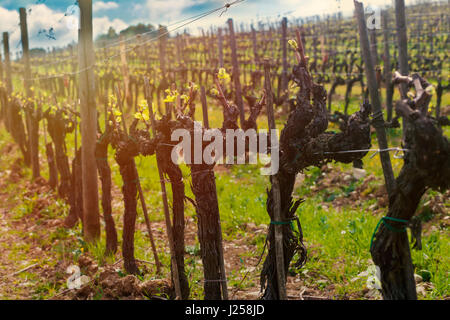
left=45, top=142, right=58, bottom=190
left=96, top=129, right=118, bottom=255
left=261, top=61, right=372, bottom=300
left=157, top=143, right=190, bottom=299
left=112, top=132, right=140, bottom=275
left=371, top=73, right=449, bottom=299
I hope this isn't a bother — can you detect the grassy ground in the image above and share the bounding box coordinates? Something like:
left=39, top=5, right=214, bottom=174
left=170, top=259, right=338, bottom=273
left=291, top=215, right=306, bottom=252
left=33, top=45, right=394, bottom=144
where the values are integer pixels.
left=0, top=82, right=448, bottom=300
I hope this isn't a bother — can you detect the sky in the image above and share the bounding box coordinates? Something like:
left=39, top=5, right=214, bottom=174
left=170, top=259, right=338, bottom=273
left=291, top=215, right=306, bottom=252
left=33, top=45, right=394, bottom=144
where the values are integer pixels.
left=0, top=0, right=442, bottom=56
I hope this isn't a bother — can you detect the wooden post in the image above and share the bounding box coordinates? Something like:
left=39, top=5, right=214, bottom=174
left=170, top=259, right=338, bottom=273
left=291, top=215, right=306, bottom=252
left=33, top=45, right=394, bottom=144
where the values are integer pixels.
left=280, top=17, right=289, bottom=99
left=119, top=35, right=131, bottom=110
left=0, top=51, right=4, bottom=125
left=144, top=77, right=182, bottom=300
left=200, top=86, right=228, bottom=299
left=227, top=19, right=245, bottom=127
left=69, top=45, right=76, bottom=99
left=176, top=33, right=182, bottom=66
left=264, top=59, right=286, bottom=300
left=312, top=26, right=318, bottom=69
left=354, top=1, right=396, bottom=197
left=369, top=29, right=379, bottom=67
left=201, top=29, right=209, bottom=64
left=416, top=18, right=421, bottom=57
left=159, top=25, right=167, bottom=76
left=217, top=28, right=224, bottom=68
left=395, top=0, right=408, bottom=98
left=2, top=33, right=13, bottom=95
left=78, top=0, right=100, bottom=242
left=200, top=86, right=209, bottom=129
left=394, top=0, right=410, bottom=141
left=216, top=194, right=229, bottom=300
left=208, top=32, right=215, bottom=74
left=251, top=24, right=258, bottom=67
left=0, top=53, right=3, bottom=85
left=144, top=36, right=151, bottom=71
left=19, top=8, right=32, bottom=98
left=76, top=29, right=82, bottom=104
left=382, top=11, right=394, bottom=122
left=20, top=7, right=40, bottom=180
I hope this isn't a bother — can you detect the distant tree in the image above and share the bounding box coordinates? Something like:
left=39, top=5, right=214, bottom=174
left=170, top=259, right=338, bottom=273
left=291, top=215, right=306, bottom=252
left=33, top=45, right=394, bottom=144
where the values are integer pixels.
left=119, top=23, right=155, bottom=38
left=96, top=26, right=119, bottom=42
left=157, top=24, right=169, bottom=40
left=29, top=48, right=46, bottom=57
left=95, top=23, right=157, bottom=44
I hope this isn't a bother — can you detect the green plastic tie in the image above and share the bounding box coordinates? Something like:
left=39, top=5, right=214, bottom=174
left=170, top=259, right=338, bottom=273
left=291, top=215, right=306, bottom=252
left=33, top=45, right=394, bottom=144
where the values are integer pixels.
left=370, top=216, right=408, bottom=250
left=128, top=135, right=138, bottom=144
left=97, top=134, right=106, bottom=144
left=271, top=220, right=294, bottom=230
left=123, top=179, right=138, bottom=186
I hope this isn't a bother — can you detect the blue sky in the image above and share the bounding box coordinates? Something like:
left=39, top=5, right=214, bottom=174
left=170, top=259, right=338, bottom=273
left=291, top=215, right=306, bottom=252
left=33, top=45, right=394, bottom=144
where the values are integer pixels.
left=0, top=0, right=435, bottom=54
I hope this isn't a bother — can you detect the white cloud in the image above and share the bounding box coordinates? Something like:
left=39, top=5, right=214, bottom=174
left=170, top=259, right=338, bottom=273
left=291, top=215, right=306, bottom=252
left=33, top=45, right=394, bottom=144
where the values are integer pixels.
left=0, top=7, right=20, bottom=57
left=93, top=16, right=128, bottom=37
left=0, top=4, right=78, bottom=55
left=93, top=1, right=119, bottom=13
left=145, top=0, right=223, bottom=25
left=145, top=0, right=189, bottom=24
left=0, top=6, right=19, bottom=32
left=0, top=4, right=128, bottom=56
left=281, top=0, right=437, bottom=17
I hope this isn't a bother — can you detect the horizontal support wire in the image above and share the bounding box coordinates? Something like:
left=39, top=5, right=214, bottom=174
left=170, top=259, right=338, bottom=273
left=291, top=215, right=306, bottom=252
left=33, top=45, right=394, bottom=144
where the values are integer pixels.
left=320, top=147, right=409, bottom=159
